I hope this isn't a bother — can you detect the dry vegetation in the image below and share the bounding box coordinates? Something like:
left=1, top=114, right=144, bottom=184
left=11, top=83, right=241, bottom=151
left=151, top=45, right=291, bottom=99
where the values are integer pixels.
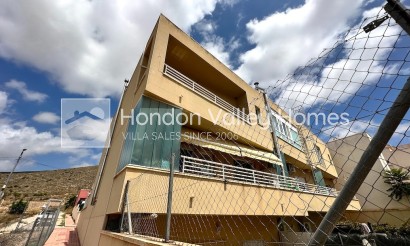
left=0, top=166, right=97, bottom=227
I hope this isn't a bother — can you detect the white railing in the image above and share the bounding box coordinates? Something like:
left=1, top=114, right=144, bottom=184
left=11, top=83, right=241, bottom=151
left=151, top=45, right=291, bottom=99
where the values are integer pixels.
left=164, top=64, right=251, bottom=124
left=180, top=155, right=338, bottom=197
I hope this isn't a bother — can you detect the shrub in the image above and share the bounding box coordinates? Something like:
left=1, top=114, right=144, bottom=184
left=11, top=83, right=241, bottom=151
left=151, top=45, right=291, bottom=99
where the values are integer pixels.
left=65, top=195, right=76, bottom=209
left=383, top=168, right=410, bottom=201
left=9, top=200, right=27, bottom=214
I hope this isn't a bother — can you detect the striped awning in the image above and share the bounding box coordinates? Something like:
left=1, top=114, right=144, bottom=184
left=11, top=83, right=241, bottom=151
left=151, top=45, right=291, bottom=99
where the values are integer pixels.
left=180, top=131, right=282, bottom=166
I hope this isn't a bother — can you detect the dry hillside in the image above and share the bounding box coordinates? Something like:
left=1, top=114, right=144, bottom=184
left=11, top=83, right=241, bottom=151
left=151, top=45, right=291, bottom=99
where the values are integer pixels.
left=0, top=166, right=98, bottom=210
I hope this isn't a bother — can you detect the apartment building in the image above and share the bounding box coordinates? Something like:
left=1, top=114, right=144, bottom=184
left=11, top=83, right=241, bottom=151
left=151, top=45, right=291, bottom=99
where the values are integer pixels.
left=327, top=133, right=410, bottom=226
left=76, top=15, right=360, bottom=245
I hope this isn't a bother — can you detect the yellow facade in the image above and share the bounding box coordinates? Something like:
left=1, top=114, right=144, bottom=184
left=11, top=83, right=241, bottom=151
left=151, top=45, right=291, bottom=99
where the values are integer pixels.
left=77, top=15, right=360, bottom=246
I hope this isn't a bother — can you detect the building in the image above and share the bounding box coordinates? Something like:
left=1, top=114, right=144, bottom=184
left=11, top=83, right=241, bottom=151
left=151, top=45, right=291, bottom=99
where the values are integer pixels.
left=74, top=189, right=91, bottom=207
left=77, top=15, right=360, bottom=245
left=327, top=133, right=410, bottom=226
left=383, top=143, right=410, bottom=170
left=72, top=189, right=91, bottom=223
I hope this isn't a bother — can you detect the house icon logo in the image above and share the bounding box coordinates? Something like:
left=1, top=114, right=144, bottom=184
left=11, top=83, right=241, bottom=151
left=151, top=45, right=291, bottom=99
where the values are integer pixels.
left=61, top=98, right=110, bottom=148
left=65, top=110, right=103, bottom=124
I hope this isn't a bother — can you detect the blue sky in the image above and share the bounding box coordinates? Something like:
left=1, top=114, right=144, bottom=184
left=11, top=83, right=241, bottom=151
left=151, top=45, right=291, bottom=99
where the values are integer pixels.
left=0, top=0, right=408, bottom=171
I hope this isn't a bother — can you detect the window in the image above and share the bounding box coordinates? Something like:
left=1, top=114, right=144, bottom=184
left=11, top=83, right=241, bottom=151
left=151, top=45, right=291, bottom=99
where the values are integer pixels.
left=290, top=129, right=302, bottom=148
left=270, top=109, right=302, bottom=149
left=117, top=96, right=182, bottom=172
left=315, top=144, right=324, bottom=166
left=286, top=163, right=296, bottom=173
left=255, top=106, right=261, bottom=125
left=313, top=168, right=326, bottom=186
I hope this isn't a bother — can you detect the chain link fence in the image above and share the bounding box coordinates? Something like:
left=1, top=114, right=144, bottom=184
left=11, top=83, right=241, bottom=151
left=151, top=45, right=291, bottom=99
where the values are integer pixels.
left=25, top=199, right=62, bottom=246
left=0, top=201, right=34, bottom=246
left=115, top=1, right=410, bottom=245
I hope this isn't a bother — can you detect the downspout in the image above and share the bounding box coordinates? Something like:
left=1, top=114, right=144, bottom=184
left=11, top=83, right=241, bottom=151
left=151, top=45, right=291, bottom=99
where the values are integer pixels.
left=254, top=82, right=286, bottom=174
left=90, top=80, right=129, bottom=205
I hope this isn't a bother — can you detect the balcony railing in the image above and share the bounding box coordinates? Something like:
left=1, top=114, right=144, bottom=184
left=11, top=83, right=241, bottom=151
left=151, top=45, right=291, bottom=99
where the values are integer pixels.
left=164, top=64, right=251, bottom=124
left=180, top=155, right=338, bottom=197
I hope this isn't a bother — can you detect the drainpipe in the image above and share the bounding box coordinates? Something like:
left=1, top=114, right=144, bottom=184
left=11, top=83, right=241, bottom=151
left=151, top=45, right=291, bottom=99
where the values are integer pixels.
left=254, top=82, right=286, bottom=174
left=90, top=80, right=129, bottom=205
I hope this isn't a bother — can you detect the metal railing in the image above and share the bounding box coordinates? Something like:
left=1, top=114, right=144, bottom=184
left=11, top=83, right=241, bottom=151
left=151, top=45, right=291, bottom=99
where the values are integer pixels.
left=180, top=155, right=338, bottom=197
left=164, top=64, right=251, bottom=124
left=25, top=199, right=62, bottom=246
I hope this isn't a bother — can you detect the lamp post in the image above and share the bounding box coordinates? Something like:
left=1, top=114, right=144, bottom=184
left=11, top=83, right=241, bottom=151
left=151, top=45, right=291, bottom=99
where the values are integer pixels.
left=0, top=149, right=27, bottom=202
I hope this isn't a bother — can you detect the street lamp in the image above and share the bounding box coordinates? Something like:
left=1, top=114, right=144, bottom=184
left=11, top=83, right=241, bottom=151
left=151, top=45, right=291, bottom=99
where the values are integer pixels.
left=0, top=149, right=27, bottom=202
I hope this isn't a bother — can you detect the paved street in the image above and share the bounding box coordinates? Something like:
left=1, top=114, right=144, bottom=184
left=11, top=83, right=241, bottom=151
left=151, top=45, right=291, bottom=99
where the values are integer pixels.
left=44, top=214, right=80, bottom=246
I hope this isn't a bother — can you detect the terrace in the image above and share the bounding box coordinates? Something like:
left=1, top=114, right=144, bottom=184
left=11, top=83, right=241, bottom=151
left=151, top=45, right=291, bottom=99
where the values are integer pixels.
left=164, top=64, right=251, bottom=124
left=180, top=155, right=338, bottom=197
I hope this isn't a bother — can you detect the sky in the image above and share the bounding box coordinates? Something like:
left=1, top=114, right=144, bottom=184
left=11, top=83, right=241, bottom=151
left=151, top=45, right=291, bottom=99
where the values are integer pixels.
left=0, top=0, right=409, bottom=171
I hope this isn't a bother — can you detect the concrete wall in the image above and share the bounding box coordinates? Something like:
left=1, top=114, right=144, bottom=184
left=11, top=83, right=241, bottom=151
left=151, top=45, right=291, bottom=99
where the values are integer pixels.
left=72, top=205, right=81, bottom=223
left=100, top=214, right=318, bottom=245
left=382, top=143, right=410, bottom=169
left=280, top=232, right=313, bottom=245
left=122, top=165, right=359, bottom=216
left=327, top=132, right=410, bottom=225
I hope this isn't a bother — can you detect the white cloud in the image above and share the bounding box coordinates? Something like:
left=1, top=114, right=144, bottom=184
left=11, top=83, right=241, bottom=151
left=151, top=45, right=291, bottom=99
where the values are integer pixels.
left=235, top=0, right=366, bottom=84
left=0, top=91, right=7, bottom=114
left=61, top=118, right=111, bottom=148
left=202, top=37, right=232, bottom=68
left=321, top=120, right=375, bottom=141
left=71, top=162, right=97, bottom=168
left=0, top=0, right=223, bottom=97
left=33, top=112, right=60, bottom=124
left=0, top=121, right=91, bottom=171
left=193, top=18, right=241, bottom=68
left=322, top=118, right=410, bottom=147
left=269, top=6, right=402, bottom=111
left=5, top=80, right=47, bottom=103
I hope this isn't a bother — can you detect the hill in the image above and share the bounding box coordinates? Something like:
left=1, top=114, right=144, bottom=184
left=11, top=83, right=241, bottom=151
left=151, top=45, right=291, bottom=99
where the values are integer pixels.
left=0, top=166, right=98, bottom=211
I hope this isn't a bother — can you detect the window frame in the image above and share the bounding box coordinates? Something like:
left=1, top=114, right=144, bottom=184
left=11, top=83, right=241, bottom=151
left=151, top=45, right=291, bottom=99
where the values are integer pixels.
left=255, top=106, right=262, bottom=125
left=271, top=109, right=302, bottom=149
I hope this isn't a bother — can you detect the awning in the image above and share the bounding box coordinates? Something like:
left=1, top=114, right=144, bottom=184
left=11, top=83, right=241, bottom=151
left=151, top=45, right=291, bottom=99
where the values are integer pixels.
left=180, top=132, right=282, bottom=166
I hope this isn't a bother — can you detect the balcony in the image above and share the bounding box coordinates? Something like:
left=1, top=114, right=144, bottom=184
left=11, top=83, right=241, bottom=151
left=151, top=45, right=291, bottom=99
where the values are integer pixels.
left=163, top=64, right=251, bottom=124
left=180, top=155, right=338, bottom=197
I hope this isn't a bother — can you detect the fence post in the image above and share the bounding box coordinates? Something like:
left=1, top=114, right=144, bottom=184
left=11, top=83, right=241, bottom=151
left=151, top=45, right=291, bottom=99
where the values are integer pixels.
left=165, top=153, right=175, bottom=243
left=36, top=201, right=50, bottom=246
left=120, top=181, right=130, bottom=233
left=24, top=220, right=37, bottom=246
left=182, top=156, right=185, bottom=173
left=384, top=0, right=410, bottom=35
left=126, top=186, right=133, bottom=235
left=309, top=77, right=410, bottom=245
